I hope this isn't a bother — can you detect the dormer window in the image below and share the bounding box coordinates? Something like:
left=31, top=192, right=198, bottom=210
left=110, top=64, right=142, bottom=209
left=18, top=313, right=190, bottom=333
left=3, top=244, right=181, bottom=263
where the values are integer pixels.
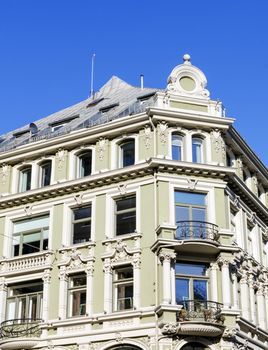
left=19, top=166, right=32, bottom=192
left=49, top=115, right=79, bottom=132
left=120, top=140, right=135, bottom=167
left=77, top=151, right=92, bottom=178
left=40, top=160, right=52, bottom=187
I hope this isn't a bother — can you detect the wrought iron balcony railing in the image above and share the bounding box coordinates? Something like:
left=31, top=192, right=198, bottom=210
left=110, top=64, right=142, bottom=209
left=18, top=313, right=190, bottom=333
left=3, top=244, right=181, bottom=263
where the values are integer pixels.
left=176, top=221, right=219, bottom=241
left=177, top=300, right=224, bottom=324
left=1, top=318, right=42, bottom=339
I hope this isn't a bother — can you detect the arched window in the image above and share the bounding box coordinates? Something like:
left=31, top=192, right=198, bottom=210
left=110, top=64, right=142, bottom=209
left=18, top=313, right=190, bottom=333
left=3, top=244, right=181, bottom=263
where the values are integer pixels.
left=120, top=140, right=135, bottom=167
left=77, top=150, right=92, bottom=178
left=172, top=134, right=183, bottom=161
left=40, top=160, right=52, bottom=187
left=180, top=343, right=209, bottom=350
left=192, top=137, right=203, bottom=163
left=19, top=166, right=32, bottom=192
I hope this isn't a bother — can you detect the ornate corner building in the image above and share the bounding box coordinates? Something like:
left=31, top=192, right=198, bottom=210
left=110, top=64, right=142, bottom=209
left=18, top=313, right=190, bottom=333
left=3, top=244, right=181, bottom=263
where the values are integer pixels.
left=0, top=55, right=267, bottom=350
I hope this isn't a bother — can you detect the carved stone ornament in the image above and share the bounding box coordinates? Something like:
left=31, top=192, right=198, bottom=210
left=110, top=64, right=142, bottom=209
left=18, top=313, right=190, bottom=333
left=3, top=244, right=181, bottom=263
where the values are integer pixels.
left=117, top=183, right=127, bottom=195
left=115, top=332, right=124, bottom=343
left=187, top=178, right=198, bottom=190
left=166, top=54, right=210, bottom=98
left=233, top=195, right=241, bottom=210
left=233, top=340, right=249, bottom=350
left=222, top=327, right=238, bottom=339
left=217, top=257, right=230, bottom=268
left=103, top=259, right=112, bottom=274
left=236, top=157, right=243, bottom=178
left=0, top=164, right=9, bottom=185
left=24, top=204, right=33, bottom=216
left=74, top=194, right=83, bottom=205
left=248, top=211, right=257, bottom=225
left=59, top=266, right=68, bottom=282
left=158, top=122, right=168, bottom=144
left=0, top=277, right=7, bottom=292
left=159, top=251, right=176, bottom=263
left=262, top=228, right=268, bottom=242
left=56, top=149, right=66, bottom=170
left=60, top=248, right=94, bottom=272
left=132, top=253, right=141, bottom=269
left=42, top=269, right=51, bottom=284
left=97, top=138, right=107, bottom=161
left=161, top=322, right=179, bottom=335
left=163, top=91, right=170, bottom=105
left=143, top=125, right=152, bottom=149
left=86, top=260, right=94, bottom=277
left=210, top=129, right=226, bottom=159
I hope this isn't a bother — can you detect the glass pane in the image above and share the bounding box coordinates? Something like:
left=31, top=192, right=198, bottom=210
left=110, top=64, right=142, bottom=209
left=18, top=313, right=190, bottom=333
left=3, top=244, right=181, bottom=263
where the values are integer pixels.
left=175, top=191, right=206, bottom=206
left=116, top=196, right=136, bottom=211
left=73, top=221, right=91, bottom=244
left=14, top=215, right=49, bottom=233
left=175, top=263, right=207, bottom=276
left=117, top=268, right=133, bottom=280
left=117, top=284, right=133, bottom=310
left=192, top=208, right=206, bottom=222
left=192, top=138, right=202, bottom=163
left=79, top=152, right=92, bottom=177
left=41, top=162, right=51, bottom=186
left=116, top=212, right=136, bottom=235
left=193, top=280, right=207, bottom=300
left=71, top=290, right=86, bottom=316
left=29, top=295, right=38, bottom=319
left=176, top=278, right=189, bottom=303
left=73, top=206, right=91, bottom=220
left=172, top=135, right=182, bottom=161
left=7, top=300, right=16, bottom=320
left=176, top=206, right=189, bottom=222
left=71, top=275, right=86, bottom=287
left=20, top=168, right=31, bottom=191
left=121, top=141, right=135, bottom=166
left=18, top=297, right=27, bottom=319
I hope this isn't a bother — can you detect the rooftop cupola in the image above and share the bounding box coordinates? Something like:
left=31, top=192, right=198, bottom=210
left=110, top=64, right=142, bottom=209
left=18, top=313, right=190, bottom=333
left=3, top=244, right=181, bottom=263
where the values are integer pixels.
left=167, top=54, right=210, bottom=100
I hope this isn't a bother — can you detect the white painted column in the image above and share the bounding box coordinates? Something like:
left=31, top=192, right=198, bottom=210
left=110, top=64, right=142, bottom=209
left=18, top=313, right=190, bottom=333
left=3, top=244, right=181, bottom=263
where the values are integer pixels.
left=171, top=263, right=176, bottom=304
left=248, top=276, right=257, bottom=324
left=86, top=261, right=94, bottom=317
left=42, top=270, right=51, bottom=322
left=256, top=284, right=266, bottom=330
left=185, top=133, right=192, bottom=162
left=31, top=162, right=39, bottom=189
left=159, top=251, right=176, bottom=305
left=0, top=279, right=7, bottom=323
left=103, top=260, right=112, bottom=313
left=210, top=263, right=218, bottom=302
left=231, top=269, right=239, bottom=309
left=264, top=287, right=268, bottom=329
left=219, top=259, right=231, bottom=308
left=240, top=272, right=251, bottom=320
left=133, top=254, right=141, bottom=309
left=58, top=267, right=68, bottom=319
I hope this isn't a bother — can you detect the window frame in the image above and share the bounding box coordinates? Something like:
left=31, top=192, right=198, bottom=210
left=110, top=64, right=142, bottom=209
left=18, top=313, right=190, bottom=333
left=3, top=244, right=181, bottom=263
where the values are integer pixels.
left=72, top=205, right=92, bottom=245
left=39, top=160, right=52, bottom=187
left=119, top=139, right=135, bottom=168
left=175, top=261, right=209, bottom=304
left=115, top=195, right=136, bottom=236
left=12, top=214, right=49, bottom=257
left=77, top=150, right=92, bottom=178
left=19, top=166, right=32, bottom=192
left=67, top=274, right=87, bottom=318
left=192, top=136, right=204, bottom=163
left=113, top=265, right=134, bottom=311
left=171, top=133, right=184, bottom=161
left=7, top=280, right=43, bottom=320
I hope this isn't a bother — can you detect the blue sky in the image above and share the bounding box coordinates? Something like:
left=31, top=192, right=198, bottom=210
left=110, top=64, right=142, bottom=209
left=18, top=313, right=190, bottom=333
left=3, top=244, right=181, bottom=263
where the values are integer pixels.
left=1, top=1, right=268, bottom=166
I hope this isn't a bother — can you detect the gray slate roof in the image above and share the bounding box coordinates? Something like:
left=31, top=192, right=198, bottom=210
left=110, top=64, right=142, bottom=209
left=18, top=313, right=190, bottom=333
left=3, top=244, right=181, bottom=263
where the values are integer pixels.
left=0, top=76, right=158, bottom=153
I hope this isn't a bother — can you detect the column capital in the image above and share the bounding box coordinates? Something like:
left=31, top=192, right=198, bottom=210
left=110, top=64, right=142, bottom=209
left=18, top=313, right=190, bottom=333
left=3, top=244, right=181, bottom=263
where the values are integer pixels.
left=86, top=261, right=94, bottom=277
left=217, top=257, right=230, bottom=268
left=159, top=250, right=176, bottom=263
left=132, top=253, right=141, bottom=269
left=103, top=259, right=112, bottom=274
left=42, top=269, right=51, bottom=284
left=59, top=266, right=68, bottom=282
left=0, top=277, right=7, bottom=292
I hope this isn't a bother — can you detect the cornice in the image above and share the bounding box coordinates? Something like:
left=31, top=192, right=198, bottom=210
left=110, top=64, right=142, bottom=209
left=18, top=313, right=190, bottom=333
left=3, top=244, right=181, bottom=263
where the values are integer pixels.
left=0, top=159, right=234, bottom=210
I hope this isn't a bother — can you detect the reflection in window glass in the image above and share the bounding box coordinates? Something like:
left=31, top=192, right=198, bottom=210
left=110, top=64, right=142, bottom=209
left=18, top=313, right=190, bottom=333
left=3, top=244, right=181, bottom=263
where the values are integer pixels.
left=192, top=137, right=203, bottom=163
left=68, top=275, right=86, bottom=317
left=40, top=161, right=51, bottom=187
left=72, top=206, right=91, bottom=244
left=19, top=167, right=32, bottom=192
left=120, top=140, right=135, bottom=167
left=78, top=151, right=92, bottom=178
left=172, top=134, right=183, bottom=161
left=115, top=196, right=136, bottom=235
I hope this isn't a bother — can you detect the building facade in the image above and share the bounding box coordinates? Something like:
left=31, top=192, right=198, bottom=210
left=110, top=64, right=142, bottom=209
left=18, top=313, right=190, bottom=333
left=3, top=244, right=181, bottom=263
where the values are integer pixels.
left=0, top=55, right=267, bottom=350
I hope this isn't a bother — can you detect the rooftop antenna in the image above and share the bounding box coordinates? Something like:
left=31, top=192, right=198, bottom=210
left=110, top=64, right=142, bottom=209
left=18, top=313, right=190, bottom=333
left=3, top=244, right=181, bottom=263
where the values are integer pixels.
left=140, top=74, right=144, bottom=90
left=90, top=53, right=96, bottom=98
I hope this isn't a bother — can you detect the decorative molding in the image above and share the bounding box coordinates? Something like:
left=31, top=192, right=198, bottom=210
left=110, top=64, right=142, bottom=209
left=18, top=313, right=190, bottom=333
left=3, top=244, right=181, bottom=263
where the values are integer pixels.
left=97, top=138, right=107, bottom=161
left=42, top=269, right=51, bottom=284
left=59, top=247, right=95, bottom=273
left=24, top=204, right=33, bottom=216
left=160, top=322, right=179, bottom=335
left=143, top=125, right=152, bottom=149
left=74, top=193, right=84, bottom=205
left=117, top=183, right=127, bottom=195
left=56, top=149, right=67, bottom=170
left=222, top=327, right=238, bottom=339
left=187, top=178, right=198, bottom=190
left=158, top=122, right=168, bottom=144
left=159, top=251, right=176, bottom=263
left=210, top=129, right=226, bottom=159
left=0, top=164, right=9, bottom=185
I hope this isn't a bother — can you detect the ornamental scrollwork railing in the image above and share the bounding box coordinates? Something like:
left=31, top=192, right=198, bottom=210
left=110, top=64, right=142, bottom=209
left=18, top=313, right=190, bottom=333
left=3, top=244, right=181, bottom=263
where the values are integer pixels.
left=0, top=318, right=42, bottom=339
left=177, top=300, right=224, bottom=324
left=176, top=221, right=219, bottom=241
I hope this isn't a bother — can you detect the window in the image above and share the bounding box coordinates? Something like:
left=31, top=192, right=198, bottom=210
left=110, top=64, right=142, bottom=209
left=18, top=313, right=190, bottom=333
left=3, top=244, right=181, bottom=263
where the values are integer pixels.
left=175, top=262, right=208, bottom=304
left=192, top=137, right=203, bottom=163
left=13, top=215, right=49, bottom=256
left=172, top=134, right=183, bottom=161
left=77, top=151, right=92, bottom=178
left=72, top=206, right=91, bottom=244
left=120, top=140, right=135, bottom=167
left=68, top=274, right=86, bottom=317
left=113, top=266, right=133, bottom=311
left=175, top=191, right=206, bottom=239
left=115, top=196, right=136, bottom=235
left=7, top=281, right=43, bottom=320
left=19, top=167, right=32, bottom=192
left=40, top=161, right=52, bottom=187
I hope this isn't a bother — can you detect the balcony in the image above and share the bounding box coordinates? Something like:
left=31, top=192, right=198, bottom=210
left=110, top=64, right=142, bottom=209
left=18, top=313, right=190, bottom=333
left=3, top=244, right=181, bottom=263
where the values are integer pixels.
left=176, top=300, right=224, bottom=337
left=0, top=318, right=41, bottom=349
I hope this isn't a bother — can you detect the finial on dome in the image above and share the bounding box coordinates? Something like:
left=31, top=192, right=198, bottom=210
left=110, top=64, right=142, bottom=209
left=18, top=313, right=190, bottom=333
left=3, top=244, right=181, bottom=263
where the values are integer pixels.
left=183, top=53, right=191, bottom=65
